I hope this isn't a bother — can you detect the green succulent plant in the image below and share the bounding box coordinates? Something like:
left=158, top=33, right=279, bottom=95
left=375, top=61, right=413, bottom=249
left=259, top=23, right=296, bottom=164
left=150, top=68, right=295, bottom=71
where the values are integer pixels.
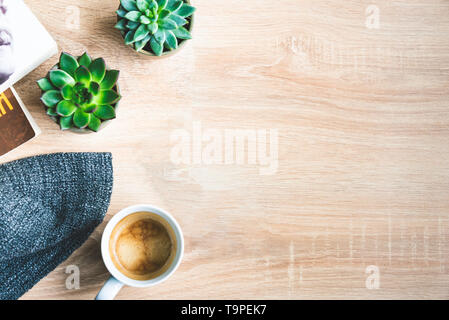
left=115, top=0, right=196, bottom=56
left=37, top=52, right=121, bottom=132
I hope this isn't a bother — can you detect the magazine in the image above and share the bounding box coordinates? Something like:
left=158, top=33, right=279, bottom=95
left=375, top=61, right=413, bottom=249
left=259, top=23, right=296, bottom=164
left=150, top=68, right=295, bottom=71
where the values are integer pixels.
left=0, top=0, right=58, bottom=93
left=0, top=87, right=40, bottom=158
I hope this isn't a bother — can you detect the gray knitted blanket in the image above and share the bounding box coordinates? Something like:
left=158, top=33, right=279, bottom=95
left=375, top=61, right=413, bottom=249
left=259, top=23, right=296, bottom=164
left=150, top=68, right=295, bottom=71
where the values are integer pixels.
left=0, top=153, right=113, bottom=300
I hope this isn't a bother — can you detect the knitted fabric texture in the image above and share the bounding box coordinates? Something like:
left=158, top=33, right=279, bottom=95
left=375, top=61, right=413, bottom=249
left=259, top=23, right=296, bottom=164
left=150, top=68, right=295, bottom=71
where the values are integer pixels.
left=0, top=152, right=113, bottom=300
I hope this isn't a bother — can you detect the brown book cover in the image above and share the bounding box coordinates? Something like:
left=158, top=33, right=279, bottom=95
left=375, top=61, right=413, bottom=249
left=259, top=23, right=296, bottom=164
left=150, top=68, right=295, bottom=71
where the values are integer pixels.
left=0, top=87, right=40, bottom=158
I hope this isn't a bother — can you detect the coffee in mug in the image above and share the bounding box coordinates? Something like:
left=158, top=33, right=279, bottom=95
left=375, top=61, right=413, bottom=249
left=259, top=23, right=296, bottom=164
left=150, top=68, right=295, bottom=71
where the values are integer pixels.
left=96, top=205, right=184, bottom=300
left=109, top=212, right=177, bottom=281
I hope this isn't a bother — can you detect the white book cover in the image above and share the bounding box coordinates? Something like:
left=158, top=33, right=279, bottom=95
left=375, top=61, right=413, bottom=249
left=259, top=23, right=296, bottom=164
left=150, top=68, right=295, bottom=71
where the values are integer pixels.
left=0, top=0, right=58, bottom=93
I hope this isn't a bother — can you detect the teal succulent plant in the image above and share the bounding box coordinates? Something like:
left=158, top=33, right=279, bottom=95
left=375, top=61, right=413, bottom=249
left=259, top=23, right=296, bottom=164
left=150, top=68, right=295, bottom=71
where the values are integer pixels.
left=37, top=52, right=121, bottom=132
left=115, top=0, right=196, bottom=56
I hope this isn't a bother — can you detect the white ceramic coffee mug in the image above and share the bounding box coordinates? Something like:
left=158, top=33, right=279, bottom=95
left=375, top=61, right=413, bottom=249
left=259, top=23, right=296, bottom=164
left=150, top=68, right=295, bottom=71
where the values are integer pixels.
left=96, top=204, right=184, bottom=300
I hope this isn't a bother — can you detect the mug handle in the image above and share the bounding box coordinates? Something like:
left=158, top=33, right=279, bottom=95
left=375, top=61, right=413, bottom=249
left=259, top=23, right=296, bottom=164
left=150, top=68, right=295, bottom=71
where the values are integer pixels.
left=95, top=276, right=124, bottom=300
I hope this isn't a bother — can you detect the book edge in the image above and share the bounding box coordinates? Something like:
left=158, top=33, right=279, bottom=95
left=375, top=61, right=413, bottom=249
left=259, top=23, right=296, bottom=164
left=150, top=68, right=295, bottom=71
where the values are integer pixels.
left=10, top=87, right=41, bottom=137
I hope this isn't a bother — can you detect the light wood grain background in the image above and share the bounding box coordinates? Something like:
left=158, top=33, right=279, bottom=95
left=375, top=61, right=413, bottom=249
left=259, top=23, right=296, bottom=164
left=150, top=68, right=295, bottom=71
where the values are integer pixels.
left=3, top=0, right=449, bottom=299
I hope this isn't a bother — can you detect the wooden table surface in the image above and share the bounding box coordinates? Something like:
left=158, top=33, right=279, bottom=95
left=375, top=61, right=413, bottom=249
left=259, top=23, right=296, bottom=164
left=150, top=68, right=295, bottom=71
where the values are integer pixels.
left=4, top=0, right=449, bottom=299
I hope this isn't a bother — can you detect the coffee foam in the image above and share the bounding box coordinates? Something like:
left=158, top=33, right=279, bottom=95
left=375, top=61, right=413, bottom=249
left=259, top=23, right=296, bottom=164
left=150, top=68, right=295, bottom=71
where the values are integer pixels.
left=109, top=212, right=176, bottom=281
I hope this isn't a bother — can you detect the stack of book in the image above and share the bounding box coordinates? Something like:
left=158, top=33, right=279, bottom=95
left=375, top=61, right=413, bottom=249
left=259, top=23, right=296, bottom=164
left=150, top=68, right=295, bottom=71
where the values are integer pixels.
left=0, top=0, right=57, bottom=158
